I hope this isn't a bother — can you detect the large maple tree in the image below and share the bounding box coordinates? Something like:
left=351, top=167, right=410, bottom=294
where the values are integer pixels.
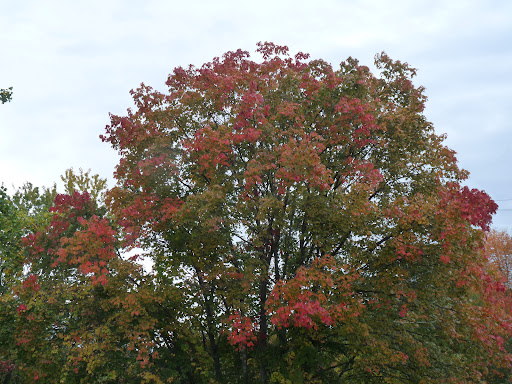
left=5, top=43, right=511, bottom=383
left=99, top=43, right=512, bottom=383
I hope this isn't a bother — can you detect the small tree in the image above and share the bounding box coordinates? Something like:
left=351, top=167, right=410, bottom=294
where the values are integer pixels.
left=485, top=229, right=512, bottom=288
left=1, top=87, right=13, bottom=104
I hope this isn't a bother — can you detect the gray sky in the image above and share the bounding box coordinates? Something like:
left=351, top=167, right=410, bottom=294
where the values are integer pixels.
left=1, top=0, right=511, bottom=231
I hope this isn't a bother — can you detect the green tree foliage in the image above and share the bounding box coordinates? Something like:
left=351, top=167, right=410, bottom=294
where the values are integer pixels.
left=10, top=182, right=57, bottom=233
left=1, top=181, right=59, bottom=382
left=0, top=87, right=13, bottom=104
left=0, top=186, right=23, bottom=382
left=0, top=186, right=23, bottom=293
left=61, top=168, right=108, bottom=204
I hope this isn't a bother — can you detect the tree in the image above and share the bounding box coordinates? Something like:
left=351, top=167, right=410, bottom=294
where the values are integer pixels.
left=481, top=229, right=512, bottom=383
left=6, top=44, right=509, bottom=383
left=98, top=42, right=512, bottom=383
left=10, top=182, right=57, bottom=233
left=485, top=229, right=512, bottom=288
left=1, top=88, right=13, bottom=104
left=1, top=182, right=63, bottom=383
left=0, top=186, right=24, bottom=295
left=0, top=186, right=24, bottom=383
left=13, top=191, right=164, bottom=383
left=1, top=170, right=114, bottom=383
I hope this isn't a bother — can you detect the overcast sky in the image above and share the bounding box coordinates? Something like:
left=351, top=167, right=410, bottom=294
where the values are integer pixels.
left=1, top=0, right=511, bottom=231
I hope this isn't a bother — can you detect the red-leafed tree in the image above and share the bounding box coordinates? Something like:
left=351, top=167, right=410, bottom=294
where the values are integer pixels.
left=99, top=42, right=511, bottom=383
left=482, top=229, right=512, bottom=383
left=7, top=172, right=189, bottom=383
left=12, top=191, right=162, bottom=382
left=9, top=43, right=507, bottom=383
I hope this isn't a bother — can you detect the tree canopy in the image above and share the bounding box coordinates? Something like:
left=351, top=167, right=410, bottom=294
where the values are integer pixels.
left=2, top=43, right=511, bottom=383
left=485, top=229, right=512, bottom=288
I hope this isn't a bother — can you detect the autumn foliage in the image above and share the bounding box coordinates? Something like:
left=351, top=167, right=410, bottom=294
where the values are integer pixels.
left=2, top=43, right=512, bottom=383
left=485, top=229, right=512, bottom=288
